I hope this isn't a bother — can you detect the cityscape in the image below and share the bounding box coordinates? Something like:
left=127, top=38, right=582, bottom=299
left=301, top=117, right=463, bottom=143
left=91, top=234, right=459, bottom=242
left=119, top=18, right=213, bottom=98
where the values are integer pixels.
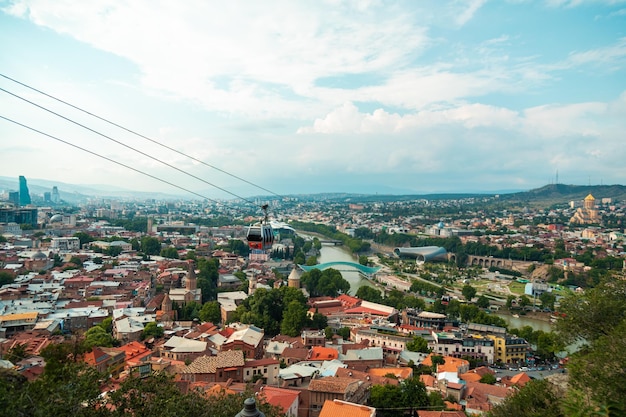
left=1, top=175, right=624, bottom=416
left=1, top=1, right=625, bottom=416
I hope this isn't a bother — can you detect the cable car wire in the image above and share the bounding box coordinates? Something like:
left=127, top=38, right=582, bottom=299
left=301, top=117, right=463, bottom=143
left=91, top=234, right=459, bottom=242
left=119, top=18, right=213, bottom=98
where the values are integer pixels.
left=0, top=114, right=249, bottom=213
left=0, top=85, right=261, bottom=207
left=0, top=72, right=283, bottom=200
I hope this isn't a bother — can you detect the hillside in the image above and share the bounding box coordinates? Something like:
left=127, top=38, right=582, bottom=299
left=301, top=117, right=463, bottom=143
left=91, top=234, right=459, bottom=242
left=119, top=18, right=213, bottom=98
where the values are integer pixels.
left=499, top=184, right=626, bottom=206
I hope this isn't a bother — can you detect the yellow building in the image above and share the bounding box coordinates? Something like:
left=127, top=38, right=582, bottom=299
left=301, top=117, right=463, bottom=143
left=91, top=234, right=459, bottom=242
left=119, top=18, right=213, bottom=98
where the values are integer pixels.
left=0, top=311, right=38, bottom=335
left=486, top=334, right=528, bottom=364
left=570, top=194, right=600, bottom=225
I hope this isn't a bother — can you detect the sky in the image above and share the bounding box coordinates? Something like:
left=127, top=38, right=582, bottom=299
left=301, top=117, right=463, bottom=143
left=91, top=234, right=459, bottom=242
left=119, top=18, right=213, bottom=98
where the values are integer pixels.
left=1, top=0, right=625, bottom=199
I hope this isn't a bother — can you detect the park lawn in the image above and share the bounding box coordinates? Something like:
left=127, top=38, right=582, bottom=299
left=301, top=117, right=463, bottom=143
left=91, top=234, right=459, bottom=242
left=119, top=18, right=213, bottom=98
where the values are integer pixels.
left=508, top=281, right=527, bottom=295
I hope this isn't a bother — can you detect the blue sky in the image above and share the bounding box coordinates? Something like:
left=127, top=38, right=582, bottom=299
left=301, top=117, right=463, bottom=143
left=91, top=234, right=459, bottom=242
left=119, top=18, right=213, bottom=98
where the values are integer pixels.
left=0, top=0, right=625, bottom=198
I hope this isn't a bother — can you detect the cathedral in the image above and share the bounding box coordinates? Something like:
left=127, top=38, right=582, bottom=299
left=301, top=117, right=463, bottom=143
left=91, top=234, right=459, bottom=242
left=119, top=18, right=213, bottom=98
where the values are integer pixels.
left=167, top=260, right=202, bottom=305
left=570, top=194, right=601, bottom=225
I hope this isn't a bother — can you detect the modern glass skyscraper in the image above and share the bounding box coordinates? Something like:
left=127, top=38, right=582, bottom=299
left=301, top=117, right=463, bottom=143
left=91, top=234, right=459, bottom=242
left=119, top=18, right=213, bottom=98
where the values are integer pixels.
left=19, top=175, right=31, bottom=206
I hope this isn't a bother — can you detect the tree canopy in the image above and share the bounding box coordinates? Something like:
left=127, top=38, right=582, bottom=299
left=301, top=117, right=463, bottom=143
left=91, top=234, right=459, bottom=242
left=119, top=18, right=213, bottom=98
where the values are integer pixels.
left=300, top=268, right=350, bottom=297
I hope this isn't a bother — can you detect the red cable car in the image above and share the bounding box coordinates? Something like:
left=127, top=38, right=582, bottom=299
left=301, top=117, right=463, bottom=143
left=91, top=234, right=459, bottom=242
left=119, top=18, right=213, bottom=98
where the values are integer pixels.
left=246, top=204, right=274, bottom=251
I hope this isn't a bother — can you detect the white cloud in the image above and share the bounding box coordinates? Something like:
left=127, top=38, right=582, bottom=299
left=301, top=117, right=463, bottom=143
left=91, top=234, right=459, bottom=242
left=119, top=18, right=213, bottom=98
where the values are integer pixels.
left=3, top=1, right=429, bottom=119
left=565, top=37, right=626, bottom=68
left=456, top=0, right=488, bottom=26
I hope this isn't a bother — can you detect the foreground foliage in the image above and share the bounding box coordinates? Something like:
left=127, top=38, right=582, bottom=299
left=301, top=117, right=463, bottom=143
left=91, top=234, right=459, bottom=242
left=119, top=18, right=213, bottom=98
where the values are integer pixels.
left=0, top=364, right=282, bottom=417
left=489, top=278, right=626, bottom=416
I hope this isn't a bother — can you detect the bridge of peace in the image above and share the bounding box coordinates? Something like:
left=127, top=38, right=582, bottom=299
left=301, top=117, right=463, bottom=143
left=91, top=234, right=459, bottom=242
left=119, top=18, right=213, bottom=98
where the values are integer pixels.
left=298, top=261, right=381, bottom=277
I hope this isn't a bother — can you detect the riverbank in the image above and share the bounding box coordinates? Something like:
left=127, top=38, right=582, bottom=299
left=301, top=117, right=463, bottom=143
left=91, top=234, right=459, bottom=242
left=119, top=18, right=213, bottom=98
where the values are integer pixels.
left=497, top=309, right=553, bottom=323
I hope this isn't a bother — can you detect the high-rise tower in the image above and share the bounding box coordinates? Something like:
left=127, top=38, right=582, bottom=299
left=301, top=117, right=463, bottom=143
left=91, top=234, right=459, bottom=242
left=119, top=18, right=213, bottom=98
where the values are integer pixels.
left=18, top=176, right=31, bottom=206
left=51, top=186, right=60, bottom=204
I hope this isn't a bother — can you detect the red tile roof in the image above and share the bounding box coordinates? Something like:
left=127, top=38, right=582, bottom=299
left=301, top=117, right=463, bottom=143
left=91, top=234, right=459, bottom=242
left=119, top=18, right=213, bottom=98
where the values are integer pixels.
left=258, top=386, right=299, bottom=414
left=319, top=399, right=375, bottom=417
left=308, top=346, right=339, bottom=361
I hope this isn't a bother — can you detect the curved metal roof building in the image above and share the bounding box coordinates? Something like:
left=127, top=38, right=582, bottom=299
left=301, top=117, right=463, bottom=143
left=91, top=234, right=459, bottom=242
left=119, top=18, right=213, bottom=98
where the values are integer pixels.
left=393, top=246, right=447, bottom=262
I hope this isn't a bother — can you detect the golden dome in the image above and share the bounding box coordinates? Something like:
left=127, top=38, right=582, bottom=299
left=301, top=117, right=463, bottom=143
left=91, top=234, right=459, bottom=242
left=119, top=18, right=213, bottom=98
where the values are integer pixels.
left=584, top=194, right=595, bottom=201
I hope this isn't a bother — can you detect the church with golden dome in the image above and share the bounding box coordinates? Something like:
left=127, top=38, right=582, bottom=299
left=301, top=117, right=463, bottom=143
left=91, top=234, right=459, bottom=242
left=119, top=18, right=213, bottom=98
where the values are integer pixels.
left=570, top=194, right=601, bottom=225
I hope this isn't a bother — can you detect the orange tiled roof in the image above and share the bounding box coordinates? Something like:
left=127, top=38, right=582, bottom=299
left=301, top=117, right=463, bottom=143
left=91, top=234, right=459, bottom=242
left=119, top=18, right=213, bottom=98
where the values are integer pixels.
left=459, top=372, right=482, bottom=383
left=421, top=354, right=469, bottom=373
left=420, top=374, right=437, bottom=387
left=259, top=386, right=299, bottom=414
left=368, top=367, right=413, bottom=380
left=335, top=367, right=399, bottom=386
left=319, top=399, right=375, bottom=417
left=510, top=372, right=531, bottom=387
left=309, top=346, right=339, bottom=360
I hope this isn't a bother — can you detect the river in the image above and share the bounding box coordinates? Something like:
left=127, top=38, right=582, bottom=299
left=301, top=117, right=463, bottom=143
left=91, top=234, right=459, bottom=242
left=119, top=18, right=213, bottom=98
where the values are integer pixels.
left=315, top=241, right=379, bottom=295
left=495, top=313, right=553, bottom=333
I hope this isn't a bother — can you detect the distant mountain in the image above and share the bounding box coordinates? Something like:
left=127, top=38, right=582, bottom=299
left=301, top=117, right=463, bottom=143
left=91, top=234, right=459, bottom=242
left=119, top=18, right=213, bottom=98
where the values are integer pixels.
left=499, top=184, right=626, bottom=205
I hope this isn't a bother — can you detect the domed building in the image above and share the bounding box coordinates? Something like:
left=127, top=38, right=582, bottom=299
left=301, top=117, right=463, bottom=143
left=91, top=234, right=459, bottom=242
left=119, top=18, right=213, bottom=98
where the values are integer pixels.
left=287, top=267, right=301, bottom=289
left=570, top=194, right=600, bottom=225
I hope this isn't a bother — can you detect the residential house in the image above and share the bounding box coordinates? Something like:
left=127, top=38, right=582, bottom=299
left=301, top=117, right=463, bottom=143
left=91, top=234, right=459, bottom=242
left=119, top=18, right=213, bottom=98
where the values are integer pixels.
left=340, top=347, right=384, bottom=371
left=160, top=335, right=209, bottom=362
left=259, top=386, right=300, bottom=417
left=307, top=376, right=371, bottom=417
left=179, top=350, right=245, bottom=383
left=243, top=358, right=280, bottom=385
left=83, top=346, right=126, bottom=378
left=214, top=324, right=264, bottom=359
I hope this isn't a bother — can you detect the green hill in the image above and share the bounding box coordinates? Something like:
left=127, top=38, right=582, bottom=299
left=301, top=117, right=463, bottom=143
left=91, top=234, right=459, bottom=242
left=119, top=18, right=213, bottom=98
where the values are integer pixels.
left=499, top=184, right=626, bottom=206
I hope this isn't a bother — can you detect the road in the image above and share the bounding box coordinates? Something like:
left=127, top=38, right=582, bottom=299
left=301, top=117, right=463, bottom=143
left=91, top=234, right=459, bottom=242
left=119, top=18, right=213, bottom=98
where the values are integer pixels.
left=490, top=366, right=566, bottom=380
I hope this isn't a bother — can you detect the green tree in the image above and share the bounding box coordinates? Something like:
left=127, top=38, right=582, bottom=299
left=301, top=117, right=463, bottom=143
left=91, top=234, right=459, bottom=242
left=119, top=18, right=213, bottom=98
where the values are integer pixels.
left=301, top=268, right=350, bottom=297
left=142, top=322, right=164, bottom=340
left=369, top=384, right=404, bottom=417
left=69, top=256, right=83, bottom=267
left=0, top=271, right=15, bottom=286
left=104, top=245, right=123, bottom=257
left=369, top=377, right=428, bottom=417
left=487, top=379, right=564, bottom=417
left=428, top=391, right=445, bottom=410
left=337, top=327, right=351, bottom=340
left=309, top=312, right=328, bottom=330
left=197, top=257, right=219, bottom=302
left=400, top=376, right=429, bottom=411
left=82, top=326, right=115, bottom=351
left=476, top=295, right=490, bottom=309
left=462, top=284, right=477, bottom=301
left=160, top=246, right=179, bottom=259
left=4, top=343, right=28, bottom=363
left=356, top=286, right=383, bottom=303
left=324, top=326, right=334, bottom=340
left=519, top=295, right=531, bottom=308
left=506, top=294, right=516, bottom=309
left=141, top=236, right=161, bottom=256
left=539, top=292, right=556, bottom=310
left=480, top=373, right=497, bottom=384
left=405, top=336, right=430, bottom=353
left=199, top=301, right=221, bottom=324
left=99, top=317, right=113, bottom=334
left=280, top=301, right=308, bottom=337
left=73, top=231, right=94, bottom=247
left=293, top=251, right=305, bottom=265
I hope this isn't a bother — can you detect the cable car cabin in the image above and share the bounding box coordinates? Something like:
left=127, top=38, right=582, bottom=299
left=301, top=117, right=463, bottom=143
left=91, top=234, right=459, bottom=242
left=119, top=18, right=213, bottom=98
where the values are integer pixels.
left=246, top=223, right=274, bottom=251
